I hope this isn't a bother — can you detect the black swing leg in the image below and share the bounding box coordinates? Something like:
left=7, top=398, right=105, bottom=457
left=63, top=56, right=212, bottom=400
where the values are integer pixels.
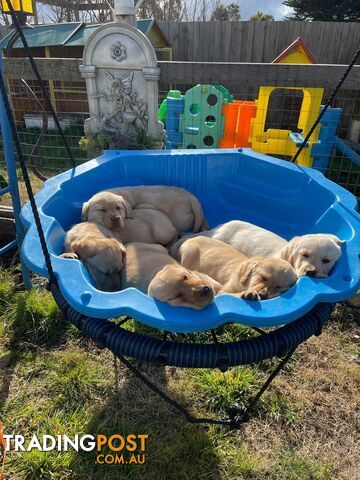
left=115, top=347, right=297, bottom=429
left=226, top=347, right=297, bottom=428
left=116, top=353, right=233, bottom=427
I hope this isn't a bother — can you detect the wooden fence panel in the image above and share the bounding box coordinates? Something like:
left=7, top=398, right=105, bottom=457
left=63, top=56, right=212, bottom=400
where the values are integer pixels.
left=3, top=58, right=360, bottom=91
left=159, top=21, right=360, bottom=64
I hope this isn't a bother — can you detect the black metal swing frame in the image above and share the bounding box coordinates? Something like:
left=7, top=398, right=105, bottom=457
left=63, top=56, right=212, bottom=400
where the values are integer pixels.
left=52, top=281, right=334, bottom=428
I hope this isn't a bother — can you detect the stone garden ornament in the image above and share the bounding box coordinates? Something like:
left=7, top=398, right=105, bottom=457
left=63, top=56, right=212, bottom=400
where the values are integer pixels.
left=80, top=0, right=164, bottom=142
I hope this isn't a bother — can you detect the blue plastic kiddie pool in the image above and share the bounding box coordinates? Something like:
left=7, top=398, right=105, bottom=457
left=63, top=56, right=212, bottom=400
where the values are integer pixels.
left=21, top=148, right=360, bottom=333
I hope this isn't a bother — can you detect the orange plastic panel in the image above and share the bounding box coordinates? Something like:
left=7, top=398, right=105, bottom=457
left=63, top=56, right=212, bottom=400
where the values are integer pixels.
left=219, top=101, right=257, bottom=148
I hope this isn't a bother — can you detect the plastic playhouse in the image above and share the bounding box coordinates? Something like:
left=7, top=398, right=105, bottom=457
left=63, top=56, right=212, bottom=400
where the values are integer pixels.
left=159, top=37, right=353, bottom=171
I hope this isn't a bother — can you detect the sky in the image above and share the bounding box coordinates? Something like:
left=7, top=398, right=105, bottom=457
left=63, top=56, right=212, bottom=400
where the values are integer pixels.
left=0, top=0, right=295, bottom=24
left=236, top=0, right=293, bottom=20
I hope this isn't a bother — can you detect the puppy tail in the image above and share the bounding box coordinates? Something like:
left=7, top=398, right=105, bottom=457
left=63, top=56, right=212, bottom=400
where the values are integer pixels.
left=190, top=195, right=208, bottom=233
left=169, top=235, right=192, bottom=259
left=168, top=238, right=182, bottom=258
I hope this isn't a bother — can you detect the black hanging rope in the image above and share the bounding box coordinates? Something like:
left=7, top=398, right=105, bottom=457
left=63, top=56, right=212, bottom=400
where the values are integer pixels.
left=291, top=46, right=360, bottom=164
left=0, top=68, right=56, bottom=284
left=4, top=0, right=76, bottom=170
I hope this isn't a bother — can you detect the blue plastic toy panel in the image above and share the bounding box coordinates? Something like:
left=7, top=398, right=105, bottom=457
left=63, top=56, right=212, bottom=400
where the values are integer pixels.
left=21, top=149, right=360, bottom=333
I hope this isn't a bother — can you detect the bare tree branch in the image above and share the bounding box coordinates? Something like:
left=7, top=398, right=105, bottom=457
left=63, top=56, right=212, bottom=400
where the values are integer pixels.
left=34, top=0, right=226, bottom=24
left=183, top=0, right=221, bottom=21
left=37, top=0, right=114, bottom=23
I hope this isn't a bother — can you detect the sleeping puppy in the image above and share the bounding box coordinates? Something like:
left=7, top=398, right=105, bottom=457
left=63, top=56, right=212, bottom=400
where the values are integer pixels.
left=61, top=222, right=126, bottom=292
left=82, top=191, right=132, bottom=229
left=174, top=220, right=343, bottom=278
left=82, top=191, right=178, bottom=245
left=107, top=185, right=208, bottom=233
left=280, top=234, right=343, bottom=278
left=175, top=237, right=297, bottom=300
left=120, top=242, right=220, bottom=309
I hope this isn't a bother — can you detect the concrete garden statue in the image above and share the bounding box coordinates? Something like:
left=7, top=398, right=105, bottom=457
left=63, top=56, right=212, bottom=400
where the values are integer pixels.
left=80, top=0, right=164, bottom=146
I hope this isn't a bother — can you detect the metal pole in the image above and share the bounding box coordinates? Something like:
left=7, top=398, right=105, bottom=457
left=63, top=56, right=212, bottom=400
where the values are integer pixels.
left=0, top=54, right=31, bottom=288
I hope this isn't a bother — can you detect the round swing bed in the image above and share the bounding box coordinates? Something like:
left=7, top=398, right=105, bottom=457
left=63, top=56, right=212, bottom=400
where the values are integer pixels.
left=1, top=4, right=359, bottom=425
left=18, top=149, right=360, bottom=426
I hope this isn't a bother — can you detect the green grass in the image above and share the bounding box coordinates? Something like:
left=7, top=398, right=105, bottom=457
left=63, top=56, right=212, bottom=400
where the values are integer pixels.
left=270, top=450, right=332, bottom=480
left=0, top=332, right=8, bottom=358
left=2, top=288, right=65, bottom=346
left=0, top=269, right=359, bottom=479
left=0, top=266, right=16, bottom=308
left=0, top=321, right=5, bottom=338
left=355, top=346, right=360, bottom=364
left=185, top=366, right=297, bottom=426
left=10, top=449, right=73, bottom=480
left=48, top=349, right=109, bottom=409
left=0, top=168, right=7, bottom=188
left=188, top=367, right=258, bottom=412
left=217, top=444, right=263, bottom=480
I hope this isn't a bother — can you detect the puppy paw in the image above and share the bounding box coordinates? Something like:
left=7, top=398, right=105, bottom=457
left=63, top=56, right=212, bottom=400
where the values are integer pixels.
left=60, top=252, right=79, bottom=260
left=239, top=289, right=262, bottom=301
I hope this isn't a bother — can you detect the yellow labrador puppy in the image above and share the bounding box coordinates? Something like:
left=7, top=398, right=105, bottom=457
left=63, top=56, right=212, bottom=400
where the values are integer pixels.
left=175, top=220, right=343, bottom=278
left=174, top=237, right=297, bottom=300
left=61, top=222, right=126, bottom=292
left=82, top=191, right=178, bottom=245
left=108, top=185, right=208, bottom=233
left=120, top=243, right=220, bottom=309
left=280, top=234, right=343, bottom=278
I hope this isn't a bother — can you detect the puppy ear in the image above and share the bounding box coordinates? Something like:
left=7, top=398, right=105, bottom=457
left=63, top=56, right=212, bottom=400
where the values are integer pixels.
left=327, top=234, right=345, bottom=246
left=239, top=259, right=261, bottom=287
left=123, top=198, right=134, bottom=219
left=148, top=266, right=174, bottom=302
left=81, top=201, right=89, bottom=221
left=280, top=237, right=299, bottom=265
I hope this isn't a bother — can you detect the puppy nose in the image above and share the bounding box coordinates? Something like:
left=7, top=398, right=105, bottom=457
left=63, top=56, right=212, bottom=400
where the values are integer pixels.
left=306, top=269, right=317, bottom=278
left=200, top=286, right=211, bottom=297
left=111, top=215, right=121, bottom=222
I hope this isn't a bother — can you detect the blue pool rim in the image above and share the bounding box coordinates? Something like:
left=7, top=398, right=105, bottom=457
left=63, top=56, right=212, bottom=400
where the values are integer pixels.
left=21, top=148, right=360, bottom=333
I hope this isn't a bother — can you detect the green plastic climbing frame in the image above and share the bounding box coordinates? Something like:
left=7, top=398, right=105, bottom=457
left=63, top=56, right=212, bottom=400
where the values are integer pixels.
left=180, top=85, right=225, bottom=149
left=214, top=84, right=234, bottom=104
